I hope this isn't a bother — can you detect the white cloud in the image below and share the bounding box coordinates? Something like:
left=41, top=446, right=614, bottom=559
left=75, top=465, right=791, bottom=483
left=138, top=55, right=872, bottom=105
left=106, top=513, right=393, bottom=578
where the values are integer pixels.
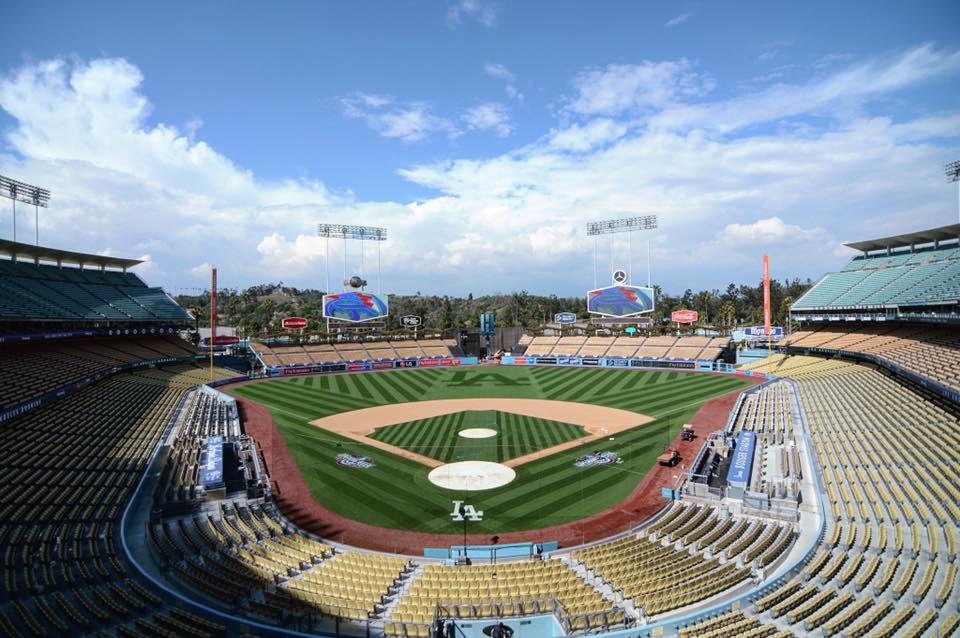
left=484, top=61, right=523, bottom=103
left=189, top=262, right=213, bottom=277
left=567, top=60, right=714, bottom=116
left=665, top=12, right=694, bottom=27
left=447, top=0, right=499, bottom=27
left=650, top=43, right=960, bottom=133
left=483, top=62, right=515, bottom=83
left=462, top=102, right=512, bottom=137
left=0, top=47, right=957, bottom=297
left=547, top=119, right=628, bottom=152
left=716, top=217, right=829, bottom=245
left=340, top=92, right=459, bottom=142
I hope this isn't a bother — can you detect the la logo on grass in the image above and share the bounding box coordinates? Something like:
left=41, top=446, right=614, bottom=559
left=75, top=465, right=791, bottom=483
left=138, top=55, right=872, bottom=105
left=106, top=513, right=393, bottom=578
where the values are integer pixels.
left=447, top=371, right=529, bottom=387
left=451, top=500, right=484, bottom=521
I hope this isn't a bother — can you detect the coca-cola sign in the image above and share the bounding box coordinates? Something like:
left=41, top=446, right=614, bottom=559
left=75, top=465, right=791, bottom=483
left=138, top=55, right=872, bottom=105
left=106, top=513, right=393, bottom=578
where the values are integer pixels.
left=671, top=310, right=698, bottom=324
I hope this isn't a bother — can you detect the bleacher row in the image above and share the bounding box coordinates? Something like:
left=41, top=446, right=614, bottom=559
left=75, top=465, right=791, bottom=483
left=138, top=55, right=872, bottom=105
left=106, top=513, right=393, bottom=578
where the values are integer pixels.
left=520, top=335, right=728, bottom=360
left=154, top=390, right=240, bottom=512
left=683, top=355, right=960, bottom=638
left=792, top=242, right=960, bottom=310
left=0, top=258, right=191, bottom=322
left=782, top=323, right=960, bottom=393
left=572, top=505, right=796, bottom=618
left=729, top=381, right=803, bottom=501
left=0, top=335, right=199, bottom=411
left=0, top=363, right=238, bottom=638
left=253, top=339, right=457, bottom=368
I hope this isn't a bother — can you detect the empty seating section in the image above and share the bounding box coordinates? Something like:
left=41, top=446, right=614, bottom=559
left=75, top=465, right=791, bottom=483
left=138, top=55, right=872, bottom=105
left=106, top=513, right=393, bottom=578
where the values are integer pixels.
left=391, top=560, right=619, bottom=633
left=155, top=390, right=241, bottom=512
left=0, top=258, right=190, bottom=321
left=783, top=323, right=960, bottom=392
left=153, top=499, right=410, bottom=624
left=793, top=242, right=960, bottom=309
left=522, top=334, right=727, bottom=360
left=253, top=338, right=457, bottom=367
left=572, top=504, right=794, bottom=618
left=0, top=335, right=198, bottom=410
left=734, top=354, right=960, bottom=637
left=0, top=363, right=234, bottom=636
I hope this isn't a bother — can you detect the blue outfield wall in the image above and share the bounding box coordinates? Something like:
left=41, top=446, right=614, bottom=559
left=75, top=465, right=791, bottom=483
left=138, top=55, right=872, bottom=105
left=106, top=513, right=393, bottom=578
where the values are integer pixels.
left=501, top=355, right=774, bottom=379
left=266, top=356, right=478, bottom=378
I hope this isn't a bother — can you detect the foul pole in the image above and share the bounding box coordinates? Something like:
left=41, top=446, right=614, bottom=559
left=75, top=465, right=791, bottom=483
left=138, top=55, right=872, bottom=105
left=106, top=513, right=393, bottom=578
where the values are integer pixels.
left=763, top=254, right=771, bottom=374
left=210, top=267, right=217, bottom=382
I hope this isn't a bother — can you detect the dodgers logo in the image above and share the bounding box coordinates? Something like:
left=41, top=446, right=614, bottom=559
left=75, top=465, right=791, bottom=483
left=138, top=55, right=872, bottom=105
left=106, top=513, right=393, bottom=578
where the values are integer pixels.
left=336, top=454, right=375, bottom=469
left=574, top=451, right=621, bottom=468
left=451, top=500, right=484, bottom=521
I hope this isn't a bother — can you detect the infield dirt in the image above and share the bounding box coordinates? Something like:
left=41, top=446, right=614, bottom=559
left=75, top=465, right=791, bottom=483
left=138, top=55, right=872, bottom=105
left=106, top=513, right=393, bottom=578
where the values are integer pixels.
left=308, top=398, right=653, bottom=468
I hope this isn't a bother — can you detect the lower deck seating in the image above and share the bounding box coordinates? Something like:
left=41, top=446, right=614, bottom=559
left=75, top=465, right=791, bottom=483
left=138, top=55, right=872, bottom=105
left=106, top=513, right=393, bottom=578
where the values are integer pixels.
left=0, top=334, right=198, bottom=411
left=0, top=363, right=234, bottom=637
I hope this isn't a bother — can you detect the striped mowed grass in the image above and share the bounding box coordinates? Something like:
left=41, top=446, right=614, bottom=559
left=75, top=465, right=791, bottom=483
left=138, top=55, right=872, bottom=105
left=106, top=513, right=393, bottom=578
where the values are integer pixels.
left=369, top=410, right=587, bottom=463
left=230, top=366, right=749, bottom=534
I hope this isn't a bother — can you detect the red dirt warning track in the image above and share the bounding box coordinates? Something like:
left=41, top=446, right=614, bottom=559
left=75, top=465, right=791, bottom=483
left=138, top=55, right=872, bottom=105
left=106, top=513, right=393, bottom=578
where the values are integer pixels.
left=226, top=374, right=761, bottom=555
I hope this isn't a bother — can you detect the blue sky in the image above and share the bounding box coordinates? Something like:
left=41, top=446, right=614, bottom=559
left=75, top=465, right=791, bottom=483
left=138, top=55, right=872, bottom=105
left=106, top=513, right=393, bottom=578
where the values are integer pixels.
left=1, top=0, right=958, bottom=296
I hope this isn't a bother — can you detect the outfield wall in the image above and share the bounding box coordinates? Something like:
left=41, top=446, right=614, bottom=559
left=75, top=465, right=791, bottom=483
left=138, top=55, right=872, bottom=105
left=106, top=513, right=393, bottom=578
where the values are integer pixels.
left=265, top=356, right=478, bottom=377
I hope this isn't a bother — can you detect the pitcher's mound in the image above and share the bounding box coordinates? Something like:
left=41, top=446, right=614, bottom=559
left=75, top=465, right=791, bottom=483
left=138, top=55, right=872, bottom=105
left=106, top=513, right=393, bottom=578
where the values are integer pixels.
left=427, top=461, right=516, bottom=491
left=458, top=428, right=498, bottom=439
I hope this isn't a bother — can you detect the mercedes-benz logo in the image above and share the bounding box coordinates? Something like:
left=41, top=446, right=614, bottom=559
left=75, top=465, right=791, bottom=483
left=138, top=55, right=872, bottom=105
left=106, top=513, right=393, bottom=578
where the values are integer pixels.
left=612, top=269, right=628, bottom=284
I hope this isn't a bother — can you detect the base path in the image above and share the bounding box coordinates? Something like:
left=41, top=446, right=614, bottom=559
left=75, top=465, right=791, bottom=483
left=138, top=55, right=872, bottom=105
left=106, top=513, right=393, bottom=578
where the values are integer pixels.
left=308, top=398, right=653, bottom=468
left=225, top=372, right=763, bottom=555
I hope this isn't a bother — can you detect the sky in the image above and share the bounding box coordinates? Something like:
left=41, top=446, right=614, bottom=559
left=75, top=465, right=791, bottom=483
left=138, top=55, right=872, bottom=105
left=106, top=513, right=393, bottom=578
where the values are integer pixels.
left=0, top=0, right=958, bottom=297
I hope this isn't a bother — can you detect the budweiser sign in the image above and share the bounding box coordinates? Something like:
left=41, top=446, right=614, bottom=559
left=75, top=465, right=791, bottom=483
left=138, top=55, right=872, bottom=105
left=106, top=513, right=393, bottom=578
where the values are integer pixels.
left=671, top=310, right=698, bottom=324
left=282, top=317, right=308, bottom=330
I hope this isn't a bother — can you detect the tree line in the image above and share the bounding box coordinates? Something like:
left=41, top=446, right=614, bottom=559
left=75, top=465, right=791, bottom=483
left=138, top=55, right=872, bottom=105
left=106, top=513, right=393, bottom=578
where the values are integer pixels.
left=176, top=277, right=813, bottom=337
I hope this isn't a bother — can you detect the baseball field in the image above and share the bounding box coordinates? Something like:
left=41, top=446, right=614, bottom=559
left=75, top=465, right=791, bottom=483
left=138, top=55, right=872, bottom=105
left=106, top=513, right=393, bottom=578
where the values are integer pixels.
left=230, top=366, right=749, bottom=534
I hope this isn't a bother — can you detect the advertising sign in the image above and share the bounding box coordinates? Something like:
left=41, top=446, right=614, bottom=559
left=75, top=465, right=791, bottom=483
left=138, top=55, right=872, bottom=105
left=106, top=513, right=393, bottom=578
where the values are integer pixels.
left=671, top=310, right=698, bottom=324
left=322, top=292, right=389, bottom=322
left=282, top=317, right=309, bottom=330
left=726, top=431, right=756, bottom=486
left=554, top=312, right=577, bottom=325
left=744, top=326, right=784, bottom=338
left=202, top=436, right=224, bottom=488
left=587, top=285, right=655, bottom=317
left=401, top=315, right=422, bottom=328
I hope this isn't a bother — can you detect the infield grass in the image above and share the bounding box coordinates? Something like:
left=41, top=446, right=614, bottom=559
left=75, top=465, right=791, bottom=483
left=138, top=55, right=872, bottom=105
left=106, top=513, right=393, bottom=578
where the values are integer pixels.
left=370, top=410, right=587, bottom=463
left=230, top=366, right=750, bottom=535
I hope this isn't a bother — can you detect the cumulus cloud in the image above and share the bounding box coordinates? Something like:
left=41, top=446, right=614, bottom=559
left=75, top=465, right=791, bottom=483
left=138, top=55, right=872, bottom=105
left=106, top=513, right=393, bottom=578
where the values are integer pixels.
left=0, top=46, right=957, bottom=296
left=567, top=60, right=714, bottom=116
left=462, top=102, right=512, bottom=137
left=547, top=119, right=628, bottom=152
left=716, top=217, right=830, bottom=245
left=339, top=92, right=459, bottom=142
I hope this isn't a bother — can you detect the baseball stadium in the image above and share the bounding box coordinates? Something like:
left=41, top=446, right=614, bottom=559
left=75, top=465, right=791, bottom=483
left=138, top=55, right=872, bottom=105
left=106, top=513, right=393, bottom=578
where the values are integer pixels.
left=1, top=4, right=959, bottom=635
left=0, top=209, right=958, bottom=638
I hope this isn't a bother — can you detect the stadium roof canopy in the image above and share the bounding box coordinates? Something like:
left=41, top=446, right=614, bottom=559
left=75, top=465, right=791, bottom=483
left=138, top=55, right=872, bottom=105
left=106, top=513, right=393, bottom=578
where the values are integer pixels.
left=844, top=223, right=960, bottom=254
left=0, top=239, right=143, bottom=270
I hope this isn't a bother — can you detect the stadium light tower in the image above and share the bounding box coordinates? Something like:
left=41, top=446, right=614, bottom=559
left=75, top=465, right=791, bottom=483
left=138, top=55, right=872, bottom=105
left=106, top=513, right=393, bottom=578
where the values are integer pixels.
left=0, top=174, right=50, bottom=246
left=317, top=224, right=388, bottom=294
left=946, top=160, right=960, bottom=222
left=585, top=215, right=658, bottom=288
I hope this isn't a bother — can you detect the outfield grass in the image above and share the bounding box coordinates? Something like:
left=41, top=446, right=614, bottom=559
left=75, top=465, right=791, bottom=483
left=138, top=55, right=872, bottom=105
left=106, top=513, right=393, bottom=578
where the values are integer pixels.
left=370, top=410, right=587, bottom=463
left=231, top=366, right=749, bottom=535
